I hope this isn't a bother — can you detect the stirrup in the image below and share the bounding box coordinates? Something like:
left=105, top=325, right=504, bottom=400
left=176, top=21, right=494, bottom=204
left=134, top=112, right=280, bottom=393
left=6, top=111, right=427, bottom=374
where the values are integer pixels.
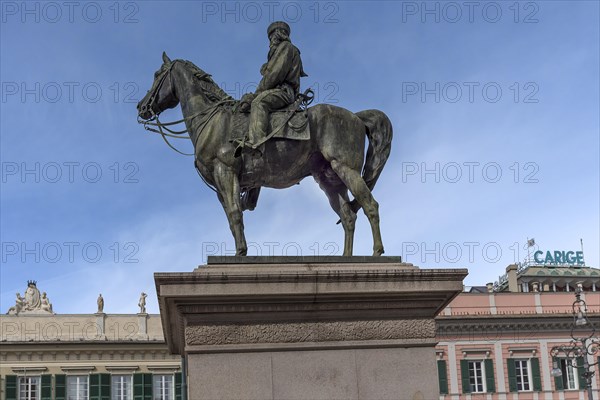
left=234, top=138, right=261, bottom=158
left=233, top=138, right=246, bottom=158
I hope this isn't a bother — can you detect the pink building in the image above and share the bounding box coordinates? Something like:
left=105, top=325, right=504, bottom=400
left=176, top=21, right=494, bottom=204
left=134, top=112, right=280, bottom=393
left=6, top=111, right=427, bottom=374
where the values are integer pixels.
left=435, top=264, right=600, bottom=400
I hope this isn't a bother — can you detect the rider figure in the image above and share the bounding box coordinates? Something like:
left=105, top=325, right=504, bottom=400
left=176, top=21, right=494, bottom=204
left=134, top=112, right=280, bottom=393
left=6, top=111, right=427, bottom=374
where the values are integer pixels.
left=238, top=21, right=307, bottom=155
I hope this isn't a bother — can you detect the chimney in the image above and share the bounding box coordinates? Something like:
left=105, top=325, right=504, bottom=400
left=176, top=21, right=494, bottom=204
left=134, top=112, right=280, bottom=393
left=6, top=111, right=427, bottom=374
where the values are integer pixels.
left=486, top=282, right=494, bottom=293
left=506, top=264, right=519, bottom=292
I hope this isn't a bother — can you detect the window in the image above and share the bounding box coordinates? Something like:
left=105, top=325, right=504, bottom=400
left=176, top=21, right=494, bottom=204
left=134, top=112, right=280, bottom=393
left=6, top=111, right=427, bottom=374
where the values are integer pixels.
left=67, top=375, right=89, bottom=400
left=112, top=375, right=132, bottom=400
left=508, top=357, right=541, bottom=393
left=558, top=359, right=579, bottom=390
left=468, top=361, right=486, bottom=393
left=153, top=375, right=174, bottom=400
left=514, top=360, right=531, bottom=391
left=18, top=376, right=40, bottom=400
left=462, top=358, right=495, bottom=394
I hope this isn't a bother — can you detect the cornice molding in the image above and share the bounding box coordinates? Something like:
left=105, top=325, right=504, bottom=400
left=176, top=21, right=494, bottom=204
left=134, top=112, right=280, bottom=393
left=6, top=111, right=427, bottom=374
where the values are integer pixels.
left=436, top=314, right=581, bottom=334
left=11, top=366, right=47, bottom=373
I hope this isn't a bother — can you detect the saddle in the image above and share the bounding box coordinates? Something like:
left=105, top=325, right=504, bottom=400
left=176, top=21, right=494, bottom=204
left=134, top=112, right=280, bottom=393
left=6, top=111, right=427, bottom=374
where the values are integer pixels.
left=230, top=89, right=313, bottom=144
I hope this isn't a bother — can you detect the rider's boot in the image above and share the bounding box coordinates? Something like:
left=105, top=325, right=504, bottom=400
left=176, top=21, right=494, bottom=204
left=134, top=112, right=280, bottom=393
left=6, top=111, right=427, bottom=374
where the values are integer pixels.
left=247, top=126, right=267, bottom=156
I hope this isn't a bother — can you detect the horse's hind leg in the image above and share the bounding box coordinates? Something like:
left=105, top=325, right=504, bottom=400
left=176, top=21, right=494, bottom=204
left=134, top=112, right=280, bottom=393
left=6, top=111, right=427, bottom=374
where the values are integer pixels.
left=213, top=161, right=248, bottom=256
left=329, top=160, right=384, bottom=256
left=338, top=195, right=357, bottom=256
left=313, top=170, right=357, bottom=256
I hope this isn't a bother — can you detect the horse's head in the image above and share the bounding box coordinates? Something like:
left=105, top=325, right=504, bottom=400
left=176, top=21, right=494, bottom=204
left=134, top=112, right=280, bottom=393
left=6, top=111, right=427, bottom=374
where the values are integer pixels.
left=137, top=52, right=179, bottom=121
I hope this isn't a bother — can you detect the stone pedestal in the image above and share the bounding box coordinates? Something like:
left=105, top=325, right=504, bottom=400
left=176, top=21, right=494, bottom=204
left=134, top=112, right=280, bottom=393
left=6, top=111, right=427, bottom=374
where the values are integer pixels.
left=155, top=257, right=467, bottom=400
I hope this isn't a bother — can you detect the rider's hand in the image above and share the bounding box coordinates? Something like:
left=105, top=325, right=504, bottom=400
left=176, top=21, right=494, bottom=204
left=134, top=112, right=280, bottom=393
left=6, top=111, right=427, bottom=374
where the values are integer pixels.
left=241, top=93, right=255, bottom=104
left=238, top=93, right=255, bottom=113
left=239, top=102, right=250, bottom=113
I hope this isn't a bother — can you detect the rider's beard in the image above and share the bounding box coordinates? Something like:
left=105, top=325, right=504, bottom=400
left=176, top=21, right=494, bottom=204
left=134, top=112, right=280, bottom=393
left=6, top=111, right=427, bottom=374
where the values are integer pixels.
left=269, top=31, right=289, bottom=48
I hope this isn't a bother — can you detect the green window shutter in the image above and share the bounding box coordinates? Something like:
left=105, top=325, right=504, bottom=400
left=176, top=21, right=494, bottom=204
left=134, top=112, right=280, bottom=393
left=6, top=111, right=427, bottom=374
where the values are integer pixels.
left=41, top=375, right=52, bottom=400
left=530, top=358, right=542, bottom=392
left=133, top=373, right=153, bottom=400
left=90, top=374, right=111, bottom=400
left=437, top=360, right=448, bottom=394
left=484, top=359, right=495, bottom=393
left=5, top=375, right=17, bottom=400
left=507, top=358, right=518, bottom=392
left=55, top=374, right=66, bottom=400
left=100, top=374, right=111, bottom=400
left=144, top=374, right=153, bottom=400
left=576, top=357, right=586, bottom=389
left=175, top=372, right=183, bottom=400
left=134, top=373, right=144, bottom=400
left=553, top=357, right=564, bottom=391
left=90, top=374, right=100, bottom=399
left=460, top=360, right=471, bottom=394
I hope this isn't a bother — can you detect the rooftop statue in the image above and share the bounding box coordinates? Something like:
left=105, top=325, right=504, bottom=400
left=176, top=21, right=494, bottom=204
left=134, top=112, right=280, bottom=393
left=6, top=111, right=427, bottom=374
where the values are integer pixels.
left=97, top=293, right=104, bottom=313
left=138, top=292, right=147, bottom=314
left=6, top=281, right=54, bottom=315
left=137, top=22, right=393, bottom=257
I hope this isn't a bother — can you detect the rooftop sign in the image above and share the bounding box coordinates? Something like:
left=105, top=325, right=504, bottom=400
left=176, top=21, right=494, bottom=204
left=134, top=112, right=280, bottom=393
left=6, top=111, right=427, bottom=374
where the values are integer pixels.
left=533, top=250, right=584, bottom=266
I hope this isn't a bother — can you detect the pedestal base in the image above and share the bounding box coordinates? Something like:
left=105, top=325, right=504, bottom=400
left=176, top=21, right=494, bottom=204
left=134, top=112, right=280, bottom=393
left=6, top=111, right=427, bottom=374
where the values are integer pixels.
left=155, top=257, right=467, bottom=400
left=188, top=346, right=436, bottom=400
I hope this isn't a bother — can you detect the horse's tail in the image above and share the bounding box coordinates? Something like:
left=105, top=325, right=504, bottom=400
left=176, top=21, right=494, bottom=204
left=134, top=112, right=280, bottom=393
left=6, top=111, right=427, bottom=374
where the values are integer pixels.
left=349, top=109, right=393, bottom=213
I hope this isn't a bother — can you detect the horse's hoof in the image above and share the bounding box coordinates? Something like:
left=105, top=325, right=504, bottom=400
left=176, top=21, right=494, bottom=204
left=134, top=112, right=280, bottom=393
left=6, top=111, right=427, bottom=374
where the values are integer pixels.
left=372, top=248, right=384, bottom=256
left=236, top=249, right=248, bottom=256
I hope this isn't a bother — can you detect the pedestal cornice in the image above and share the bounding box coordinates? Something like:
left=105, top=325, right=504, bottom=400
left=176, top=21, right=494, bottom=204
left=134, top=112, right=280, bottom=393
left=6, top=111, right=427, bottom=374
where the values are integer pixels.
left=155, top=259, right=468, bottom=354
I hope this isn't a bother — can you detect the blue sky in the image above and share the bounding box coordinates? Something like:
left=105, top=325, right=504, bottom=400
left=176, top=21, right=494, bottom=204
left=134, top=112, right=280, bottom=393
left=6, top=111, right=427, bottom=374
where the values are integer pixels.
left=1, top=1, right=599, bottom=314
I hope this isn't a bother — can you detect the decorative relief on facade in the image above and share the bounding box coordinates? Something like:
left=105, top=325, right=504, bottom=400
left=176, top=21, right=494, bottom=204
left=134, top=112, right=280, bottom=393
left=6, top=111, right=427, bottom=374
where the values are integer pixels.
left=185, top=319, right=435, bottom=346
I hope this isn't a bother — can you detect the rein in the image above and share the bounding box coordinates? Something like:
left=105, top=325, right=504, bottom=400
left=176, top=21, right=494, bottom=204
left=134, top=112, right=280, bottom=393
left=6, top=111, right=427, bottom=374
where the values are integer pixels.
left=139, top=101, right=232, bottom=193
left=138, top=61, right=235, bottom=156
left=138, top=60, right=238, bottom=194
left=140, top=103, right=229, bottom=156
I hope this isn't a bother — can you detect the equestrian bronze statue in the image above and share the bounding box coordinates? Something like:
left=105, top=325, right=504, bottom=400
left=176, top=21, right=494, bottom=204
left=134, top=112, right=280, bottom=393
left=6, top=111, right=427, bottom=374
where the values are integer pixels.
left=137, top=48, right=393, bottom=257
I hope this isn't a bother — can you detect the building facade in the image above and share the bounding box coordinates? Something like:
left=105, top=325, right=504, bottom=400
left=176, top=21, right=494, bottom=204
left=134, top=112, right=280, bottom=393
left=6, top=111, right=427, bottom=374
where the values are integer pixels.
left=435, top=264, right=600, bottom=400
left=0, top=284, right=182, bottom=400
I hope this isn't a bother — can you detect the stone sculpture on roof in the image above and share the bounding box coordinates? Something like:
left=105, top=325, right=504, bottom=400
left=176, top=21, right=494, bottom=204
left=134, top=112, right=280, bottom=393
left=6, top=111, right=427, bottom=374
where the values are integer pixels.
left=97, top=293, right=104, bottom=313
left=138, top=292, right=147, bottom=314
left=6, top=281, right=54, bottom=315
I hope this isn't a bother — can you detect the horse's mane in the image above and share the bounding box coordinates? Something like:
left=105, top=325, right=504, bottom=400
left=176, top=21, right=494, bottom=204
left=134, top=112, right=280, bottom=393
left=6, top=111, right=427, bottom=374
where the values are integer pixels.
left=177, top=59, right=231, bottom=102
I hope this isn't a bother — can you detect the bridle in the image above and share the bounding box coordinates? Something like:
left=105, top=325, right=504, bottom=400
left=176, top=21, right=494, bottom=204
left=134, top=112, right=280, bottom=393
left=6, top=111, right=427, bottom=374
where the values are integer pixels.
left=137, top=61, right=234, bottom=156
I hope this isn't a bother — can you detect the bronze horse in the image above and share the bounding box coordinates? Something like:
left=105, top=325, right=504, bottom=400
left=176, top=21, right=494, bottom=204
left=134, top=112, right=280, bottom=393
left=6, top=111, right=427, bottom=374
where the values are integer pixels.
left=137, top=53, right=393, bottom=256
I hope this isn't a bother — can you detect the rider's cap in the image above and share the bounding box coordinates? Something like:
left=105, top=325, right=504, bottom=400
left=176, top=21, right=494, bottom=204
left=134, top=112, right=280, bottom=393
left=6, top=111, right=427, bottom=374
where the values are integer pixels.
left=268, top=21, right=290, bottom=37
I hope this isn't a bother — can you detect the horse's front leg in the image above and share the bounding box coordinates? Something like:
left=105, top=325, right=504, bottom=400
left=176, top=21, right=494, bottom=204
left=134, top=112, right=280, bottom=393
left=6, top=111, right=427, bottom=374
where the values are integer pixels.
left=213, top=161, right=247, bottom=256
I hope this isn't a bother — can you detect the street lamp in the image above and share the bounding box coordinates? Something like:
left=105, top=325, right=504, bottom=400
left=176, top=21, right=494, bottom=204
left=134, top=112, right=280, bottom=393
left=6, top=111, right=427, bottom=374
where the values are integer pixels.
left=551, top=283, right=599, bottom=400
